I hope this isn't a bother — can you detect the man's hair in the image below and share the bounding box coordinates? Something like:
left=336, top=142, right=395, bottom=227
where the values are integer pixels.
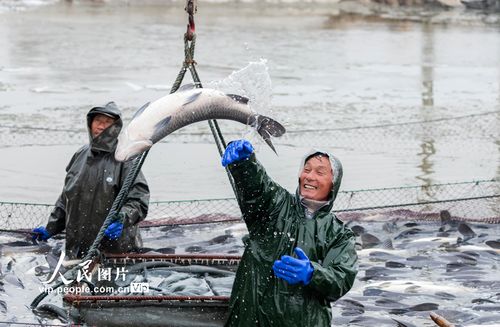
left=304, top=152, right=329, bottom=164
left=90, top=112, right=117, bottom=120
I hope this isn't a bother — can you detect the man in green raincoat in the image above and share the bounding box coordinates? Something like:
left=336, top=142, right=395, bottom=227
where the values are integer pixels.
left=32, top=102, right=150, bottom=260
left=221, top=139, right=357, bottom=326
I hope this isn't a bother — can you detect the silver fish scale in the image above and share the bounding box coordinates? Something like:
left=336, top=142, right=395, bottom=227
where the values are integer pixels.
left=166, top=100, right=254, bottom=140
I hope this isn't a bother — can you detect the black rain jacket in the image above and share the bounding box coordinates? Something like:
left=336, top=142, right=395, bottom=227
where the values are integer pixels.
left=45, top=102, right=150, bottom=259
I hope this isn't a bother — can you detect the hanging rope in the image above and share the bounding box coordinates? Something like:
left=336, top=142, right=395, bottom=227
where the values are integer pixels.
left=31, top=0, right=237, bottom=310
left=177, top=0, right=238, bottom=197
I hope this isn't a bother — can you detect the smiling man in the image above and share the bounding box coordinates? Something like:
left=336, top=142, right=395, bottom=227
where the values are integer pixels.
left=299, top=153, right=335, bottom=218
left=221, top=140, right=358, bottom=327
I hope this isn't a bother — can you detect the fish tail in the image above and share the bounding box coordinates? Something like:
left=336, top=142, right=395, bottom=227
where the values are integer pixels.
left=255, top=115, right=286, bottom=154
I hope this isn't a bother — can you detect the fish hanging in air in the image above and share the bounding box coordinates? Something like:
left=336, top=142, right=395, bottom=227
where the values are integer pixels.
left=115, top=84, right=286, bottom=161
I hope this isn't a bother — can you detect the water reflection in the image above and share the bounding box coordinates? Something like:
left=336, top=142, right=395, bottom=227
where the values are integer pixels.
left=493, top=59, right=500, bottom=216
left=495, top=138, right=500, bottom=216
left=421, top=22, right=434, bottom=107
left=416, top=139, right=436, bottom=200
left=417, top=23, right=436, bottom=201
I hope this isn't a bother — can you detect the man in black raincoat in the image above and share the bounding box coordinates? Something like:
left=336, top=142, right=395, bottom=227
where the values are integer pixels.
left=32, top=102, right=150, bottom=260
left=221, top=140, right=357, bottom=326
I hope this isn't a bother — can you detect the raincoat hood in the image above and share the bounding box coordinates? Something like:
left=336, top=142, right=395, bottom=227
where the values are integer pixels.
left=45, top=101, right=149, bottom=259
left=296, top=149, right=343, bottom=212
left=86, top=101, right=123, bottom=153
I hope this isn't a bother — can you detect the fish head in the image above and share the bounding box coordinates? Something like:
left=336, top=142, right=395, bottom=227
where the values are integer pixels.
left=114, top=127, right=153, bottom=162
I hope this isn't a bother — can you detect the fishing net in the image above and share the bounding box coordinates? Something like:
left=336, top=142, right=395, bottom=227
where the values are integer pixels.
left=0, top=110, right=498, bottom=148
left=1, top=179, right=498, bottom=230
left=1, top=110, right=499, bottom=230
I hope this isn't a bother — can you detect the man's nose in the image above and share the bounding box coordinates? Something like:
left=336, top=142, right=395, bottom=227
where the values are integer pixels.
left=305, top=174, right=316, bottom=181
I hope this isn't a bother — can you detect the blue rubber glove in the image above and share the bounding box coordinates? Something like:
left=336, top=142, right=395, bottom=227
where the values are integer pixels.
left=32, top=226, right=51, bottom=241
left=221, top=140, right=254, bottom=167
left=272, top=247, right=314, bottom=285
left=104, top=221, right=124, bottom=240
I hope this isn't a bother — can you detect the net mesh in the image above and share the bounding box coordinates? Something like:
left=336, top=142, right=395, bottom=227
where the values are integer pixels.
left=1, top=110, right=499, bottom=230
left=1, top=179, right=498, bottom=230
left=0, top=110, right=498, bottom=148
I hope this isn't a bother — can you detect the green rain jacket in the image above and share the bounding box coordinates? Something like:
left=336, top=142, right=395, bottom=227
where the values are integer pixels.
left=45, top=102, right=150, bottom=259
left=225, top=150, right=357, bottom=327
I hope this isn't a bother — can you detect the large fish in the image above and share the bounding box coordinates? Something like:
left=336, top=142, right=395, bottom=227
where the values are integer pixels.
left=115, top=84, right=286, bottom=161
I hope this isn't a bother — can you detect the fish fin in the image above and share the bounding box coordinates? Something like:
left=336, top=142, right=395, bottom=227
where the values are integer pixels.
left=255, top=115, right=286, bottom=154
left=361, top=233, right=381, bottom=248
left=256, top=115, right=286, bottom=137
left=151, top=116, right=171, bottom=143
left=176, top=83, right=197, bottom=92
left=259, top=129, right=276, bottom=154
left=458, top=223, right=476, bottom=240
left=182, top=91, right=202, bottom=106
left=227, top=94, right=249, bottom=104
left=132, top=102, right=150, bottom=120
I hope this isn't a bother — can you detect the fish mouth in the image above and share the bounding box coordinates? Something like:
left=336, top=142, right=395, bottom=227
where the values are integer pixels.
left=115, top=140, right=153, bottom=161
left=115, top=129, right=153, bottom=162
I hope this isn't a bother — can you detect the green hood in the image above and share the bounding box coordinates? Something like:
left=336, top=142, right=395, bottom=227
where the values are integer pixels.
left=296, top=149, right=343, bottom=212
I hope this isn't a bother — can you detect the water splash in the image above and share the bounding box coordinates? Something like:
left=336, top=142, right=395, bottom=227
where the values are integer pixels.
left=208, top=59, right=273, bottom=116
left=208, top=59, right=276, bottom=149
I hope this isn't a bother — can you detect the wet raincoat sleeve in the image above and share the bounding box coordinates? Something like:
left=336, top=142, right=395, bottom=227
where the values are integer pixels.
left=308, top=223, right=358, bottom=301
left=45, top=150, right=82, bottom=236
left=118, top=160, right=150, bottom=228
left=227, top=153, right=289, bottom=226
left=45, top=194, right=66, bottom=236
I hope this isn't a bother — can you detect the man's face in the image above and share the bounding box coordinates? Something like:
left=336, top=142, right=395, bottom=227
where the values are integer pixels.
left=91, top=114, right=115, bottom=138
left=299, top=155, right=333, bottom=201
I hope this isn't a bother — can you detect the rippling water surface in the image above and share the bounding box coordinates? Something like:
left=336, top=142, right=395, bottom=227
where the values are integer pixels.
left=0, top=0, right=499, bottom=202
